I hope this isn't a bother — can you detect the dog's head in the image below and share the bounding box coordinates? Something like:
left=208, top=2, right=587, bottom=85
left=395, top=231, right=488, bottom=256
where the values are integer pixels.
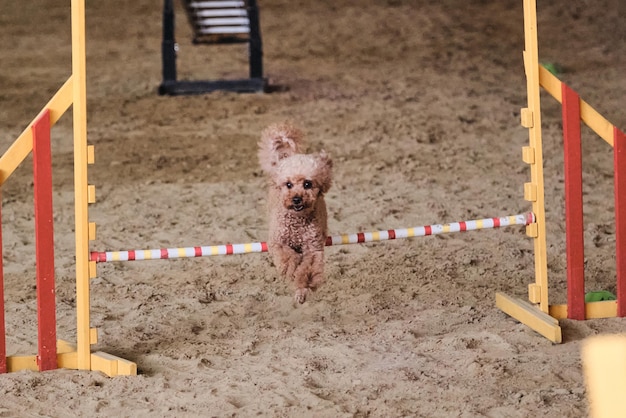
left=272, top=151, right=332, bottom=215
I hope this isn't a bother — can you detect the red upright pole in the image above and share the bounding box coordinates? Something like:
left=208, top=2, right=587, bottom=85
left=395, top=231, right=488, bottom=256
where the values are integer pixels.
left=615, top=128, right=626, bottom=317
left=32, top=109, right=57, bottom=371
left=0, top=188, right=6, bottom=373
left=561, top=83, right=586, bottom=320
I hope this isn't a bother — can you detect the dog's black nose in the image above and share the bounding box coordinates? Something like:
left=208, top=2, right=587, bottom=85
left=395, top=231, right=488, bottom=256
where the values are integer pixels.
left=292, top=196, right=302, bottom=205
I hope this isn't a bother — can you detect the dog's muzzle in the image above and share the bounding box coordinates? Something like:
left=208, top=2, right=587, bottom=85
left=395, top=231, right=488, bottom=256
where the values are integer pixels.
left=291, top=196, right=304, bottom=212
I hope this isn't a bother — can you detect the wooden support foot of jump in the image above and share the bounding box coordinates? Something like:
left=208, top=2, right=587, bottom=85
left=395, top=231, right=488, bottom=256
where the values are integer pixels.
left=4, top=339, right=136, bottom=376
left=91, top=352, right=137, bottom=377
left=549, top=301, right=619, bottom=320
left=57, top=340, right=137, bottom=377
left=6, top=340, right=80, bottom=373
left=495, top=292, right=562, bottom=343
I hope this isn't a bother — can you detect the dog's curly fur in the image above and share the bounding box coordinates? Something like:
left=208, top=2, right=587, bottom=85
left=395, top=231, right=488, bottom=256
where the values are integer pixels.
left=258, top=122, right=333, bottom=303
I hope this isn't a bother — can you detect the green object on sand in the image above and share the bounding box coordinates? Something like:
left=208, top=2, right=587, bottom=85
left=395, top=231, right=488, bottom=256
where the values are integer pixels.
left=542, top=62, right=562, bottom=76
left=585, top=291, right=617, bottom=303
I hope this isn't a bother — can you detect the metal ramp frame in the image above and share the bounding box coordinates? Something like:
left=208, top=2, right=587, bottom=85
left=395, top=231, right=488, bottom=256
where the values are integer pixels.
left=158, top=0, right=266, bottom=95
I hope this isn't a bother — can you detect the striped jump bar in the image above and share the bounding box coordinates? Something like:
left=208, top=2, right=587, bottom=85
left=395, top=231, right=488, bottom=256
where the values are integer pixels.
left=90, top=212, right=535, bottom=263
left=91, top=242, right=269, bottom=263
left=326, top=212, right=535, bottom=245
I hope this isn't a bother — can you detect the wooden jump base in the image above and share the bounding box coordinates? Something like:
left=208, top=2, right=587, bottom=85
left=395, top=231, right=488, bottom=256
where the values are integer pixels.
left=496, top=0, right=626, bottom=344
left=90, top=213, right=535, bottom=263
left=158, top=0, right=266, bottom=95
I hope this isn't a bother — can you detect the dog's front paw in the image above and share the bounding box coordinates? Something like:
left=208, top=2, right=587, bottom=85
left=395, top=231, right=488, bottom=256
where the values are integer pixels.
left=294, top=288, right=309, bottom=304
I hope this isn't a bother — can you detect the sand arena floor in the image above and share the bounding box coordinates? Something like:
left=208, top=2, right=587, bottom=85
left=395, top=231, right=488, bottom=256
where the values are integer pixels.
left=0, top=0, right=624, bottom=416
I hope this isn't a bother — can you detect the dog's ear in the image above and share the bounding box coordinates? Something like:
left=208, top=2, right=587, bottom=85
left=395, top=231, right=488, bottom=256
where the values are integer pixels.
left=316, top=150, right=333, bottom=194
left=258, top=123, right=305, bottom=175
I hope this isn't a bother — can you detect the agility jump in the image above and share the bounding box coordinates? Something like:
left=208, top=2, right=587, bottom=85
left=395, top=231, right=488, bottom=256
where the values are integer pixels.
left=496, top=0, right=626, bottom=343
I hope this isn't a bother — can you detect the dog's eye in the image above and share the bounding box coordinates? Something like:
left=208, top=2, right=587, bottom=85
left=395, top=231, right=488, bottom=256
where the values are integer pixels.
left=303, top=180, right=313, bottom=190
left=286, top=182, right=293, bottom=189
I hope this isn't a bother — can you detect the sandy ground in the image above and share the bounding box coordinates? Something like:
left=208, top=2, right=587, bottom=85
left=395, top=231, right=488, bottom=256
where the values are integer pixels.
left=0, top=0, right=625, bottom=416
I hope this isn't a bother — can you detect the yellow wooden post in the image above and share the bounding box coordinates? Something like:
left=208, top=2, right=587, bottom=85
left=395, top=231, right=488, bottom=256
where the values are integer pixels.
left=522, top=0, right=549, bottom=313
left=495, top=0, right=561, bottom=343
left=69, top=0, right=136, bottom=376
left=71, top=0, right=91, bottom=371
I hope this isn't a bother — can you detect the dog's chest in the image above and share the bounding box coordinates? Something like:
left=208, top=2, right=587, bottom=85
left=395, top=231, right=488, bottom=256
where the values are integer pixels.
left=274, top=213, right=323, bottom=249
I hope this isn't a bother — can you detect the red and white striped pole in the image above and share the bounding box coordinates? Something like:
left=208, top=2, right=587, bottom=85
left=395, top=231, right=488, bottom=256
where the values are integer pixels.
left=91, top=212, right=535, bottom=263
